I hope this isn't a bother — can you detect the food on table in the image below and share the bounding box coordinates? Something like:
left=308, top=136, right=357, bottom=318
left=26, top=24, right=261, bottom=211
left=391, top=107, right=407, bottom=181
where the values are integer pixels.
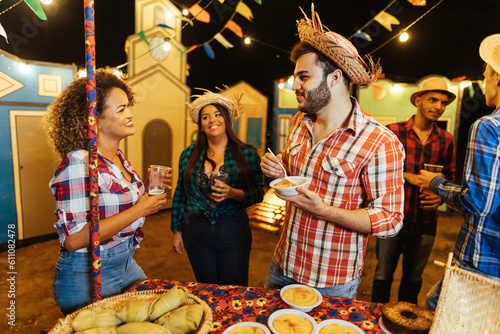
left=71, top=308, right=122, bottom=331
left=274, top=179, right=305, bottom=187
left=381, top=301, right=433, bottom=334
left=149, top=286, right=190, bottom=321
left=116, top=321, right=171, bottom=333
left=117, top=299, right=150, bottom=323
left=282, top=286, right=318, bottom=306
left=227, top=325, right=266, bottom=334
left=155, top=304, right=205, bottom=334
left=74, top=326, right=118, bottom=334
left=319, top=323, right=358, bottom=334
left=272, top=314, right=313, bottom=334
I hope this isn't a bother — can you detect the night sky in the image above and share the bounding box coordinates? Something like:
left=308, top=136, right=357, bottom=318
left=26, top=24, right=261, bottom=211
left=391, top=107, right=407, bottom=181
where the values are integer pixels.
left=0, top=0, right=498, bottom=101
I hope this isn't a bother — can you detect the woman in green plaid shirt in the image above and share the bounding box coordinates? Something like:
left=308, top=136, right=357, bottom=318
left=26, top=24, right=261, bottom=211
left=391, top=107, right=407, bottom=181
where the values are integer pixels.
left=171, top=91, right=264, bottom=285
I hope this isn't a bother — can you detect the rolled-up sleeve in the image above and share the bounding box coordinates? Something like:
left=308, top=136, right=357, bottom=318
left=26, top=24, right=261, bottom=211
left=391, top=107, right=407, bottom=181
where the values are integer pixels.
left=364, top=133, right=405, bottom=237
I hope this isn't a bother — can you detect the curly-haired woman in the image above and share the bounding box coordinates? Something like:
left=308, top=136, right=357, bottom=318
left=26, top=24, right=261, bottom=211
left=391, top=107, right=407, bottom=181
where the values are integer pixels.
left=171, top=91, right=264, bottom=286
left=44, top=68, right=171, bottom=315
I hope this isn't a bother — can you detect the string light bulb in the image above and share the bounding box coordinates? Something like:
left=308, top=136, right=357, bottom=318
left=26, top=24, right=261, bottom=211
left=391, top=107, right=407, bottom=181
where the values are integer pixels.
left=287, top=77, right=294, bottom=85
left=399, top=32, right=409, bottom=42
left=77, top=69, right=86, bottom=78
left=40, top=0, right=52, bottom=4
left=278, top=83, right=285, bottom=89
left=163, top=41, right=171, bottom=52
left=244, top=37, right=251, bottom=45
left=182, top=9, right=189, bottom=16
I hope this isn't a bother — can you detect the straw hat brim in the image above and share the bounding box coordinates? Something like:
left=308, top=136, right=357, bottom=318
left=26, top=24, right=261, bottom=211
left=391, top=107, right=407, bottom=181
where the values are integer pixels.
left=297, top=21, right=371, bottom=85
left=479, top=34, right=500, bottom=75
left=410, top=89, right=457, bottom=107
left=188, top=92, right=238, bottom=124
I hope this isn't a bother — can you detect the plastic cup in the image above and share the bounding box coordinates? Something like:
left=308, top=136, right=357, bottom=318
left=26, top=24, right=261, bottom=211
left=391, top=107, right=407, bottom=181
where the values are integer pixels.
left=149, top=165, right=170, bottom=195
left=424, top=164, right=444, bottom=173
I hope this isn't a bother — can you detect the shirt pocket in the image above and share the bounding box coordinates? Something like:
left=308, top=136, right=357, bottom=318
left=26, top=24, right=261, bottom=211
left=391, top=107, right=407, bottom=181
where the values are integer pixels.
left=99, top=173, right=122, bottom=193
left=321, top=156, right=358, bottom=179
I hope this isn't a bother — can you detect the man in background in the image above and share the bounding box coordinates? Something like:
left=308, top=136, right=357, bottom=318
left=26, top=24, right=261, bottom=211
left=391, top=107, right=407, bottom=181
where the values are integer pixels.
left=372, top=78, right=456, bottom=304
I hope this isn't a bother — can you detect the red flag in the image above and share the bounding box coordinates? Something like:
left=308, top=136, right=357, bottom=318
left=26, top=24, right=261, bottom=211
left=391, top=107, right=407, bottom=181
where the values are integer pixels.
left=225, top=20, right=243, bottom=38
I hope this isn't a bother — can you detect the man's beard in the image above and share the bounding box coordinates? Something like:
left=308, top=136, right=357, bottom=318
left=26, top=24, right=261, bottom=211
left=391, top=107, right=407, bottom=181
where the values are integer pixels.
left=298, top=78, right=331, bottom=116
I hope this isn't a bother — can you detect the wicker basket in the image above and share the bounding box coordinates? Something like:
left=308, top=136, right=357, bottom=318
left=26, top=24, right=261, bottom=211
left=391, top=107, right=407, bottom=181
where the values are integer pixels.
left=429, top=253, right=500, bottom=334
left=48, top=289, right=213, bottom=334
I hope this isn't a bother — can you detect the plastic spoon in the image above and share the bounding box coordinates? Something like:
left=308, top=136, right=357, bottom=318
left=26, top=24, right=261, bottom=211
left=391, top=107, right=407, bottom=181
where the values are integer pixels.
left=267, top=148, right=290, bottom=180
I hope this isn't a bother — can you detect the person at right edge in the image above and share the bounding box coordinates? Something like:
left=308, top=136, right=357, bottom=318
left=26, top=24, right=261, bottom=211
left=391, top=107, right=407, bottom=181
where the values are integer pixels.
left=419, top=34, right=500, bottom=310
left=260, top=6, right=405, bottom=299
left=371, top=78, right=456, bottom=304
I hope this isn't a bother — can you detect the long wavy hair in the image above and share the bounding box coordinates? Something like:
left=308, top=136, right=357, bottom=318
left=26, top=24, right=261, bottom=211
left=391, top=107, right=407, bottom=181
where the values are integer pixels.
left=43, top=68, right=136, bottom=159
left=184, top=104, right=257, bottom=193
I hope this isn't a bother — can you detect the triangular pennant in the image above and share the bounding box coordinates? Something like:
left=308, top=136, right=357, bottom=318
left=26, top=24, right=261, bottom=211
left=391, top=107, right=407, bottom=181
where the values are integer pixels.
left=214, top=33, right=234, bottom=49
left=189, top=4, right=210, bottom=23
left=236, top=2, right=253, bottom=21
left=407, top=0, right=426, bottom=5
left=137, top=31, right=149, bottom=45
left=254, top=0, right=262, bottom=4
left=203, top=43, right=215, bottom=59
left=24, top=0, right=47, bottom=20
left=353, top=30, right=372, bottom=42
left=186, top=45, right=199, bottom=54
left=374, top=11, right=400, bottom=31
left=225, top=20, right=243, bottom=38
left=468, top=84, right=475, bottom=98
left=0, top=23, right=8, bottom=43
left=157, top=23, right=173, bottom=29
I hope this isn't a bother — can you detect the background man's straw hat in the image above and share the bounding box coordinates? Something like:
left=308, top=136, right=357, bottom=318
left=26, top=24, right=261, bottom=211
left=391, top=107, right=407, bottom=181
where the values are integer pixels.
left=297, top=5, right=383, bottom=85
left=479, top=34, right=500, bottom=74
left=188, top=91, right=239, bottom=124
left=410, top=78, right=456, bottom=106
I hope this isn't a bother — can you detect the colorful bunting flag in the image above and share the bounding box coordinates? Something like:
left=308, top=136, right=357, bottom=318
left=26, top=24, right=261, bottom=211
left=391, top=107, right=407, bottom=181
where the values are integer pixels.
left=254, top=0, right=262, bottom=4
left=225, top=20, right=243, bottom=38
left=214, top=33, right=234, bottom=49
left=374, top=11, right=400, bottom=31
left=468, top=84, right=475, bottom=98
left=203, top=43, right=215, bottom=59
left=353, top=30, right=372, bottom=42
left=236, top=2, right=254, bottom=21
left=157, top=23, right=173, bottom=29
left=0, top=23, right=8, bottom=43
left=189, top=4, right=210, bottom=23
left=24, top=0, right=47, bottom=20
left=137, top=31, right=149, bottom=45
left=186, top=45, right=199, bottom=54
left=407, top=0, right=426, bottom=5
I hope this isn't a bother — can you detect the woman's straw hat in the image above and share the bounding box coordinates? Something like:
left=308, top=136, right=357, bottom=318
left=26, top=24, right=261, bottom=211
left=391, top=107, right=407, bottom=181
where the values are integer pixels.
left=479, top=34, right=500, bottom=74
left=296, top=5, right=383, bottom=85
left=188, top=91, right=239, bottom=124
left=410, top=78, right=456, bottom=106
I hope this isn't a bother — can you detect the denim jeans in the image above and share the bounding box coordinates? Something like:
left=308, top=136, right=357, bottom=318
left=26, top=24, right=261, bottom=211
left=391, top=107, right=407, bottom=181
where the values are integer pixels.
left=265, top=258, right=361, bottom=299
left=182, top=211, right=252, bottom=286
left=53, top=237, right=146, bottom=315
left=371, top=231, right=435, bottom=303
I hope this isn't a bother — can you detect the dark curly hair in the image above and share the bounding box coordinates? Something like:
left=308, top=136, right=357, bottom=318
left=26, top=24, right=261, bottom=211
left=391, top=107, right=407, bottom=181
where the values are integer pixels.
left=44, top=67, right=136, bottom=158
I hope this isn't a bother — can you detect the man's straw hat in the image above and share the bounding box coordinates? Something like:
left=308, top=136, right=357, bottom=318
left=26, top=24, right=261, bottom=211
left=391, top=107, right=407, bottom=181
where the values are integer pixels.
left=296, top=5, right=383, bottom=85
left=188, top=91, right=239, bottom=124
left=410, top=78, right=456, bottom=106
left=479, top=34, right=500, bottom=74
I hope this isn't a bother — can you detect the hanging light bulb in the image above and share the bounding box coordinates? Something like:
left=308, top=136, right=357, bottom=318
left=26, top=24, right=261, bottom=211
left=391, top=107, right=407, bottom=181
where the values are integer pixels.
left=287, top=77, right=294, bottom=85
left=77, top=69, right=86, bottom=78
left=399, top=32, right=409, bottom=42
left=278, top=83, right=285, bottom=90
left=163, top=41, right=171, bottom=52
left=182, top=9, right=189, bottom=16
left=244, top=37, right=251, bottom=45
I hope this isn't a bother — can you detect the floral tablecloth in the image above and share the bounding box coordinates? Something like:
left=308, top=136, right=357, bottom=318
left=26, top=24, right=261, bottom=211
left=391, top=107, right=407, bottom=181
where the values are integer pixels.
left=127, top=279, right=384, bottom=333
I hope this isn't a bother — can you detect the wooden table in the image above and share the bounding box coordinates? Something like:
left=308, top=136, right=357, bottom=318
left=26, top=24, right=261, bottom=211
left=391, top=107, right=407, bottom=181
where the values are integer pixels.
left=127, top=279, right=385, bottom=333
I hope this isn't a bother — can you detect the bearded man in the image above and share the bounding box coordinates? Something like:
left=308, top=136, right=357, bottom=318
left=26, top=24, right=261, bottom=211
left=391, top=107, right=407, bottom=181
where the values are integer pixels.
left=260, top=7, right=405, bottom=298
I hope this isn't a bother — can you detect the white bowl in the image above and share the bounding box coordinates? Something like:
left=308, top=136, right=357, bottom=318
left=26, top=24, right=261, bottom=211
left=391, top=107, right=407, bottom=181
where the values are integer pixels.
left=280, top=284, right=323, bottom=313
left=222, top=321, right=271, bottom=334
left=268, top=309, right=317, bottom=334
left=314, top=319, right=365, bottom=334
left=270, top=176, right=312, bottom=196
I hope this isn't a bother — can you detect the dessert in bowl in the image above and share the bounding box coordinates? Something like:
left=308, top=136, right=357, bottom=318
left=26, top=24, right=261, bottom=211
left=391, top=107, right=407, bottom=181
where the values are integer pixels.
left=280, top=284, right=322, bottom=313
left=270, top=176, right=312, bottom=196
left=222, top=321, right=271, bottom=334
left=268, top=309, right=317, bottom=334
left=314, top=319, right=364, bottom=334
